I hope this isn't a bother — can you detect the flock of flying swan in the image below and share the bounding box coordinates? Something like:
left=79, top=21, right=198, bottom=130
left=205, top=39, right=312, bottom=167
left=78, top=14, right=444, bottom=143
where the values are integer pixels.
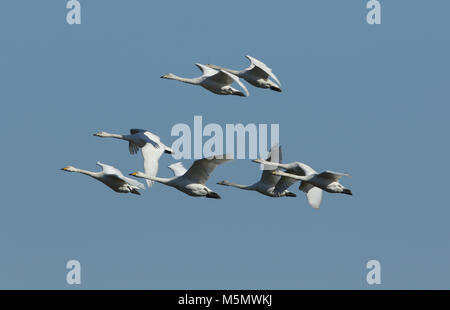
left=161, top=55, right=281, bottom=96
left=62, top=56, right=352, bottom=209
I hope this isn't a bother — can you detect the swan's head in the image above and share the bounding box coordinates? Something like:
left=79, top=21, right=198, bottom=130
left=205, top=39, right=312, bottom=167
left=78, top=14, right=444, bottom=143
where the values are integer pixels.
left=129, top=171, right=146, bottom=179
left=252, top=158, right=264, bottom=164
left=61, top=166, right=77, bottom=172
left=161, top=73, right=176, bottom=79
left=93, top=131, right=108, bottom=137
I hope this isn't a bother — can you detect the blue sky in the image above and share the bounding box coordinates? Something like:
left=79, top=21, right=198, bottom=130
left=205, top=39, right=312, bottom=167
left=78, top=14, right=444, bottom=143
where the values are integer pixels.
left=0, top=0, right=449, bottom=289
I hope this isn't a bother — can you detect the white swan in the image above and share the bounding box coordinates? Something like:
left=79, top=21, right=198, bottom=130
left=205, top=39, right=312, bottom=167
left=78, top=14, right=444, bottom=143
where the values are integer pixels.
left=253, top=159, right=352, bottom=209
left=61, top=162, right=145, bottom=195
left=129, top=155, right=233, bottom=198
left=94, top=129, right=174, bottom=187
left=161, top=63, right=249, bottom=97
left=217, top=145, right=296, bottom=198
left=206, top=55, right=282, bottom=92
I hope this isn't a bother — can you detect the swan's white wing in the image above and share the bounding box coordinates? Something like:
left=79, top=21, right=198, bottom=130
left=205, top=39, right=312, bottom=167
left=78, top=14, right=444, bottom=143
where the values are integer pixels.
left=119, top=175, right=146, bottom=189
left=142, top=130, right=161, bottom=143
left=272, top=163, right=312, bottom=194
left=299, top=182, right=323, bottom=209
left=260, top=144, right=282, bottom=185
left=130, top=129, right=162, bottom=143
left=141, top=143, right=165, bottom=187
left=195, top=63, right=218, bottom=77
left=260, top=169, right=280, bottom=186
left=183, top=154, right=233, bottom=185
left=96, top=162, right=145, bottom=190
left=168, top=162, right=188, bottom=177
left=128, top=129, right=166, bottom=187
left=272, top=161, right=315, bottom=194
left=273, top=176, right=298, bottom=195
left=317, top=171, right=349, bottom=182
left=206, top=70, right=249, bottom=96
left=134, top=129, right=161, bottom=147
left=222, top=70, right=249, bottom=96
left=127, top=129, right=160, bottom=154
left=245, top=55, right=281, bottom=86
left=292, top=162, right=317, bottom=176
left=96, top=161, right=121, bottom=175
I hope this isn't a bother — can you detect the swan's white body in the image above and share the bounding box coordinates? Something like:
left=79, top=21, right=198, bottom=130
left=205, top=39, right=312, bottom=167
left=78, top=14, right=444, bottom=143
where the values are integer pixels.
left=94, top=129, right=174, bottom=187
left=254, top=159, right=352, bottom=209
left=130, top=155, right=233, bottom=198
left=206, top=55, right=282, bottom=92
left=217, top=145, right=296, bottom=198
left=62, top=162, right=145, bottom=195
left=161, top=63, right=249, bottom=97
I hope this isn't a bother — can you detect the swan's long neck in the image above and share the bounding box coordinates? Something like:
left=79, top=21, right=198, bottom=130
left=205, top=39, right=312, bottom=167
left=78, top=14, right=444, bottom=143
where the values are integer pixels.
left=101, top=132, right=128, bottom=140
left=166, top=75, right=202, bottom=85
left=74, top=168, right=101, bottom=179
left=255, top=159, right=286, bottom=170
left=208, top=64, right=242, bottom=76
left=141, top=175, right=172, bottom=184
left=226, top=182, right=255, bottom=191
left=276, top=171, right=309, bottom=181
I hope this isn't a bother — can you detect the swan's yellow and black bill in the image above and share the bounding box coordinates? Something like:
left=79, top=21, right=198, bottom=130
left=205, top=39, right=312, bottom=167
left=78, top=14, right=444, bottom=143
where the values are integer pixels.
left=62, top=167, right=70, bottom=171
left=129, top=172, right=137, bottom=176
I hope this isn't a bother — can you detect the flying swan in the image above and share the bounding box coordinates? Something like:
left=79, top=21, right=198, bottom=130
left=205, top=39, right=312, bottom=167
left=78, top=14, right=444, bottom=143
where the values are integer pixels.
left=129, top=155, right=233, bottom=198
left=253, top=158, right=352, bottom=209
left=61, top=162, right=145, bottom=195
left=94, top=129, right=174, bottom=187
left=206, top=55, right=282, bottom=92
left=161, top=63, right=249, bottom=97
left=217, top=145, right=296, bottom=197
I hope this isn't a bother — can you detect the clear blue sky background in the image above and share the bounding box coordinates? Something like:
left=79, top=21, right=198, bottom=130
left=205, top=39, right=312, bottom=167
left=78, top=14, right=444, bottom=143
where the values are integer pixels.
left=0, top=0, right=449, bottom=289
